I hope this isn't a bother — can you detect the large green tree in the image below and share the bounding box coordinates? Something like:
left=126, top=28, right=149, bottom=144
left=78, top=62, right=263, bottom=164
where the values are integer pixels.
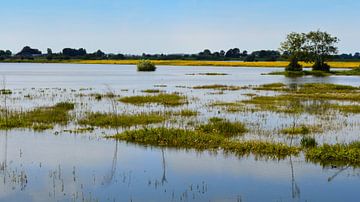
left=280, top=30, right=339, bottom=72
left=304, top=30, right=339, bottom=72
left=280, top=32, right=307, bottom=71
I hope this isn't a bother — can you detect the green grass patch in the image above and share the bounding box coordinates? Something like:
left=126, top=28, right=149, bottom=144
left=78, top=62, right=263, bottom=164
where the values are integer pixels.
left=110, top=127, right=300, bottom=159
left=0, top=89, right=12, bottom=95
left=306, top=141, right=360, bottom=166
left=0, top=102, right=75, bottom=130
left=333, top=67, right=360, bottom=76
left=173, top=109, right=198, bottom=117
left=253, top=83, right=287, bottom=91
left=119, top=93, right=187, bottom=106
left=301, top=136, right=318, bottom=148
left=141, top=89, right=165, bottom=93
left=280, top=125, right=323, bottom=135
left=78, top=112, right=166, bottom=128
left=196, top=117, right=247, bottom=137
left=186, top=73, right=228, bottom=76
left=193, top=84, right=242, bottom=91
left=267, top=68, right=360, bottom=77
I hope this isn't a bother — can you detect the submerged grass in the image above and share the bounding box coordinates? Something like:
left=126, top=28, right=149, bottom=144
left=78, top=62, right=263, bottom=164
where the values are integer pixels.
left=193, top=84, right=242, bottom=91
left=141, top=89, right=165, bottom=93
left=0, top=102, right=75, bottom=130
left=253, top=83, right=287, bottom=91
left=173, top=109, right=199, bottom=117
left=111, top=127, right=300, bottom=159
left=78, top=112, right=166, bottom=128
left=243, top=83, right=360, bottom=114
left=186, top=72, right=229, bottom=76
left=119, top=93, right=187, bottom=106
left=280, top=125, right=323, bottom=135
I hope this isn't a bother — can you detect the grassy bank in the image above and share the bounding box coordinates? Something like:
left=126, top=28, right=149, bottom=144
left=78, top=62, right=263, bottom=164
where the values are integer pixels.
left=110, top=127, right=300, bottom=159
left=2, top=59, right=360, bottom=69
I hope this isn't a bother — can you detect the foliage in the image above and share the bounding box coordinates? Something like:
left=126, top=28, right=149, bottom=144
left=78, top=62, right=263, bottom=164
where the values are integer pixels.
left=280, top=30, right=339, bottom=72
left=137, top=60, right=156, bottom=71
left=301, top=137, right=317, bottom=148
left=280, top=32, right=306, bottom=71
left=304, top=30, right=339, bottom=72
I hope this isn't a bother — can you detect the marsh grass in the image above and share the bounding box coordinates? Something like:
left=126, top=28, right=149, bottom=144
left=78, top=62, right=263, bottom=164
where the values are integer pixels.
left=0, top=89, right=12, bottom=95
left=196, top=118, right=247, bottom=137
left=0, top=102, right=75, bottom=130
left=306, top=141, right=360, bottom=166
left=186, top=73, right=229, bottom=76
left=90, top=92, right=117, bottom=100
left=242, top=83, right=360, bottom=114
left=193, top=84, right=242, bottom=91
left=173, top=109, right=198, bottom=117
left=267, top=68, right=360, bottom=77
left=141, top=89, right=165, bottom=93
left=280, top=125, right=323, bottom=135
left=78, top=112, right=166, bottom=128
left=334, top=67, right=360, bottom=76
left=301, top=137, right=317, bottom=148
left=253, top=83, right=287, bottom=91
left=111, top=127, right=300, bottom=159
left=63, top=127, right=95, bottom=134
left=119, top=93, right=187, bottom=106
left=209, top=102, right=245, bottom=112
left=332, top=104, right=360, bottom=114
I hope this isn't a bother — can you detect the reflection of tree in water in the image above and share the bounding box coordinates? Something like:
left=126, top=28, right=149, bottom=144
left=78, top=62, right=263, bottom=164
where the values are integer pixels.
left=103, top=140, right=119, bottom=185
left=327, top=166, right=350, bottom=182
left=161, top=148, right=167, bottom=185
left=290, top=155, right=300, bottom=199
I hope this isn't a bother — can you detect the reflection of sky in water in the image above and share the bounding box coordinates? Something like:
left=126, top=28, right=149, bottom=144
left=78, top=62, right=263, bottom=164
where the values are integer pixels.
left=1, top=132, right=360, bottom=202
left=0, top=63, right=360, bottom=201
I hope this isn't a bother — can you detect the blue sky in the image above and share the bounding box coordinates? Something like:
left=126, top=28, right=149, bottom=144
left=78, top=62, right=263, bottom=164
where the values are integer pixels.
left=0, top=0, right=359, bottom=54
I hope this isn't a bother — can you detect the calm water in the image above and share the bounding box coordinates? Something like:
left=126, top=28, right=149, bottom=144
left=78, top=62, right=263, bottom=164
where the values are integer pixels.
left=0, top=63, right=360, bottom=202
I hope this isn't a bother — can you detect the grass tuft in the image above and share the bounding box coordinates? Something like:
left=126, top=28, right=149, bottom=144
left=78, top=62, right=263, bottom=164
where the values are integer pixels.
left=78, top=112, right=166, bottom=128
left=119, top=93, right=187, bottom=106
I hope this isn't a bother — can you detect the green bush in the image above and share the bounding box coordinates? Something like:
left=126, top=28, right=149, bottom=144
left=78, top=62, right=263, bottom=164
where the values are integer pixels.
left=137, top=60, right=156, bottom=72
left=301, top=136, right=317, bottom=148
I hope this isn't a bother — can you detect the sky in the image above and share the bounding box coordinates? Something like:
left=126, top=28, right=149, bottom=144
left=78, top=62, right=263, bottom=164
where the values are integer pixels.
left=0, top=0, right=359, bottom=54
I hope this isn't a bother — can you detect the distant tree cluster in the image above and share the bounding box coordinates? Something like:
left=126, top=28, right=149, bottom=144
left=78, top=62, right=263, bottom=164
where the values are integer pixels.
left=0, top=50, right=12, bottom=60
left=280, top=30, right=340, bottom=72
left=0, top=40, right=358, bottom=63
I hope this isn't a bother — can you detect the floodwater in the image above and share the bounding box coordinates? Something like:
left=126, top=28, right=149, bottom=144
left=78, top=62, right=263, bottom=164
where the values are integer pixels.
left=0, top=63, right=360, bottom=202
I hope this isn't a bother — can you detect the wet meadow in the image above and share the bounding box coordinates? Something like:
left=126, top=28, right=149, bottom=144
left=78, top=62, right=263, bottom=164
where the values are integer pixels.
left=1, top=63, right=360, bottom=201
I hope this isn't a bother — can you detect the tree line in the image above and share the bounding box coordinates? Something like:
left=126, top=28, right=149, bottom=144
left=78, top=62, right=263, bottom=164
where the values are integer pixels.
left=0, top=34, right=359, bottom=63
left=280, top=30, right=341, bottom=72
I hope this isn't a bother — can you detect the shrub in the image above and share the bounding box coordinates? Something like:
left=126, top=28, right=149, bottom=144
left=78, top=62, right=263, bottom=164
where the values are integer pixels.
left=285, top=58, right=303, bottom=72
left=137, top=60, right=156, bottom=72
left=301, top=136, right=317, bottom=148
left=312, top=62, right=330, bottom=72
